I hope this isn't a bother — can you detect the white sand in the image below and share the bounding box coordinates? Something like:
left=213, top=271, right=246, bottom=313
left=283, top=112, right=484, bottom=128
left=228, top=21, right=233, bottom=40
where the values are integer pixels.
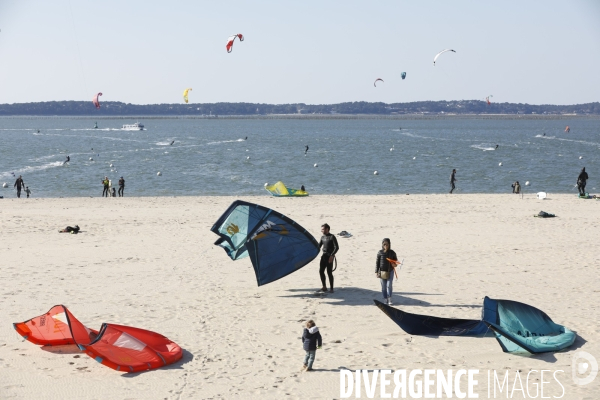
left=0, top=194, right=599, bottom=399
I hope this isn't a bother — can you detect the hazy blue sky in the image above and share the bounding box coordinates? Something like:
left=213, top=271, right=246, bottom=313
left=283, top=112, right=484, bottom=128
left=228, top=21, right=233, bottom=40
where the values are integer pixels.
left=1, top=1, right=599, bottom=105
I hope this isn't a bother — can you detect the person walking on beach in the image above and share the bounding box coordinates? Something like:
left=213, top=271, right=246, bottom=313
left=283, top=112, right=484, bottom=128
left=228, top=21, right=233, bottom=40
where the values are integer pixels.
left=301, top=320, right=322, bottom=372
left=577, top=167, right=589, bottom=196
left=24, top=186, right=32, bottom=198
left=376, top=238, right=399, bottom=305
left=14, top=175, right=24, bottom=198
left=101, top=176, right=109, bottom=197
left=118, top=176, right=125, bottom=197
left=318, top=223, right=339, bottom=293
left=449, top=169, right=457, bottom=194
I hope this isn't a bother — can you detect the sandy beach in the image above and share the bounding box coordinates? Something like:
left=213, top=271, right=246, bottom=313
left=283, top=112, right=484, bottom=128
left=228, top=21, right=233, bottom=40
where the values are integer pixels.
left=1, top=193, right=599, bottom=399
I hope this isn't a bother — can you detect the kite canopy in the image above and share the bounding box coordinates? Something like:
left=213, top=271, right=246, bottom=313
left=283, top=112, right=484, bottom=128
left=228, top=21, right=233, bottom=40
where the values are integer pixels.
left=226, top=34, right=244, bottom=53
left=265, top=181, right=308, bottom=197
left=211, top=200, right=319, bottom=286
left=92, top=92, right=102, bottom=109
left=374, top=78, right=384, bottom=87
left=183, top=88, right=192, bottom=103
left=401, top=72, right=407, bottom=80
left=375, top=296, right=575, bottom=354
left=14, top=305, right=182, bottom=372
left=433, top=49, right=456, bottom=66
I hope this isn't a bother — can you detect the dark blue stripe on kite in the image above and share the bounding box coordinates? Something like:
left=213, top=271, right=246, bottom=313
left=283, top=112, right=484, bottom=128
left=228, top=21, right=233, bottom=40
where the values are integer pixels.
left=157, top=352, right=166, bottom=365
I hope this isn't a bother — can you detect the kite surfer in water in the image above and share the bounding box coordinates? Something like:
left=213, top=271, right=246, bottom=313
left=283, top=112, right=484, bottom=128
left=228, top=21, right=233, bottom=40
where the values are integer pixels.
left=305, top=145, right=309, bottom=155
left=170, top=141, right=175, bottom=146
left=63, top=155, right=70, bottom=165
left=495, top=145, right=499, bottom=150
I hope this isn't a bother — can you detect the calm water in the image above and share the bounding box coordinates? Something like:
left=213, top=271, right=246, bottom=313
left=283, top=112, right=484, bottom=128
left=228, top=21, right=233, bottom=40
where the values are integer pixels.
left=0, top=117, right=598, bottom=198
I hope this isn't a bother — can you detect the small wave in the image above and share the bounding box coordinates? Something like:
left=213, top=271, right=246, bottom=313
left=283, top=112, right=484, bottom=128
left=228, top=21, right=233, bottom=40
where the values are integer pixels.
left=207, top=139, right=245, bottom=145
left=156, top=141, right=172, bottom=146
left=0, top=161, right=63, bottom=178
left=470, top=144, right=496, bottom=151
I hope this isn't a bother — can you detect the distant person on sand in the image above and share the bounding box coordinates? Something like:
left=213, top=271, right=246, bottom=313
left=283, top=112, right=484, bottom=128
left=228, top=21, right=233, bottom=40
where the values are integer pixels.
left=59, top=225, right=80, bottom=234
left=102, top=176, right=109, bottom=197
left=318, top=223, right=339, bottom=293
left=449, top=169, right=457, bottom=194
left=118, top=176, right=125, bottom=197
left=301, top=319, right=322, bottom=372
left=577, top=167, right=589, bottom=196
left=376, top=238, right=399, bottom=305
left=14, top=175, right=24, bottom=198
left=512, top=181, right=521, bottom=194
left=24, top=186, right=32, bottom=198
left=305, top=145, right=309, bottom=155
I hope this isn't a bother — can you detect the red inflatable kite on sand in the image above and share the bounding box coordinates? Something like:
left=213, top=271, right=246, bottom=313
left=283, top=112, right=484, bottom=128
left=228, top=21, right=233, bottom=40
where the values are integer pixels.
left=14, top=305, right=182, bottom=373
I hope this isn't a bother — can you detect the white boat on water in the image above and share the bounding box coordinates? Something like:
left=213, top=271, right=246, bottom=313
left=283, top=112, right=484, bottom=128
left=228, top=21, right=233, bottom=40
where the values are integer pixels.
left=122, top=122, right=144, bottom=131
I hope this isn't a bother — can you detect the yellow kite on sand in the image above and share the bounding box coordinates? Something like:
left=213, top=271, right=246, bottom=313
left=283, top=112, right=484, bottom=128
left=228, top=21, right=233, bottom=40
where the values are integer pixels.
left=264, top=181, right=308, bottom=197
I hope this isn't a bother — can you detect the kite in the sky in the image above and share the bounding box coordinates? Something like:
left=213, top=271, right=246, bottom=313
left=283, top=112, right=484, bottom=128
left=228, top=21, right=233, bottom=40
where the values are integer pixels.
left=92, top=93, right=102, bottom=109
left=211, top=200, right=319, bottom=286
left=486, top=95, right=493, bottom=105
left=183, top=88, right=192, bottom=103
left=374, top=78, right=384, bottom=87
left=226, top=34, right=244, bottom=53
left=433, top=49, right=456, bottom=66
left=401, top=72, right=406, bottom=80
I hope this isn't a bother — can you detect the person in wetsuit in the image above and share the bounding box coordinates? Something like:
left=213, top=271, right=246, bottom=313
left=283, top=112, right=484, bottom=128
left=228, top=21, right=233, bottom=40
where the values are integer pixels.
left=449, top=169, right=457, bottom=194
left=577, top=167, right=589, bottom=196
left=64, top=155, right=70, bottom=165
left=318, top=223, right=339, bottom=293
left=305, top=145, right=309, bottom=155
left=14, top=175, right=24, bottom=198
left=118, top=176, right=125, bottom=197
left=170, top=141, right=175, bottom=146
left=495, top=144, right=499, bottom=150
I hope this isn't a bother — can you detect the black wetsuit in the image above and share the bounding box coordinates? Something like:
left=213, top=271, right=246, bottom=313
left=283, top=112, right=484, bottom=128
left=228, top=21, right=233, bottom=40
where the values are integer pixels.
left=64, top=156, right=70, bottom=165
left=305, top=146, right=309, bottom=155
left=118, top=178, right=125, bottom=197
left=577, top=169, right=589, bottom=196
left=450, top=171, right=457, bottom=194
left=14, top=177, right=24, bottom=198
left=318, top=233, right=339, bottom=290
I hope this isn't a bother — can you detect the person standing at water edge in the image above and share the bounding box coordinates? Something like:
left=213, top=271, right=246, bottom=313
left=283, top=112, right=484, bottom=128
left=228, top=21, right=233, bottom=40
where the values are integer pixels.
left=577, top=167, right=589, bottom=196
left=376, top=238, right=398, bottom=305
left=101, top=176, right=109, bottom=197
left=118, top=176, right=125, bottom=197
left=14, top=175, right=24, bottom=198
left=318, top=223, right=338, bottom=293
left=449, top=169, right=457, bottom=194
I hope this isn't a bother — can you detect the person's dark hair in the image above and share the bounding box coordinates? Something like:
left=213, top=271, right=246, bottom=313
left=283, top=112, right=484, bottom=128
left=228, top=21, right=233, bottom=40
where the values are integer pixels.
left=321, top=223, right=330, bottom=230
left=382, top=238, right=391, bottom=247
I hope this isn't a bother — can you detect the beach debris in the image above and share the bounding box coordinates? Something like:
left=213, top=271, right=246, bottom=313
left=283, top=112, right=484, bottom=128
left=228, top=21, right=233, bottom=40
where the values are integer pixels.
left=226, top=34, right=244, bottom=53
left=374, top=296, right=575, bottom=354
left=536, top=192, right=547, bottom=200
left=433, top=49, right=456, bottom=66
left=183, top=88, right=192, bottom=103
left=535, top=211, right=556, bottom=218
left=14, top=305, right=182, bottom=372
left=374, top=171, right=379, bottom=175
left=92, top=92, right=102, bottom=109
left=265, top=182, right=308, bottom=197
left=211, top=200, right=319, bottom=286
left=374, top=78, right=384, bottom=87
left=157, top=171, right=162, bottom=176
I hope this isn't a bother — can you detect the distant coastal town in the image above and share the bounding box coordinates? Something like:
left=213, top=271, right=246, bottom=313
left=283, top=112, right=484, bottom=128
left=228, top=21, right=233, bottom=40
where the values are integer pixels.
left=1, top=100, right=598, bottom=117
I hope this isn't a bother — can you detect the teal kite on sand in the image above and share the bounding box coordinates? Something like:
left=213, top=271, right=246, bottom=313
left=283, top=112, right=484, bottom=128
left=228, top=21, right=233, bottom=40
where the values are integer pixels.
left=375, top=296, right=576, bottom=354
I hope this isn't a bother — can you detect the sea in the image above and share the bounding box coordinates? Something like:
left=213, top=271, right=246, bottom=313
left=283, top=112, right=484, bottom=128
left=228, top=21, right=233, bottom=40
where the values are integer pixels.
left=1, top=116, right=598, bottom=198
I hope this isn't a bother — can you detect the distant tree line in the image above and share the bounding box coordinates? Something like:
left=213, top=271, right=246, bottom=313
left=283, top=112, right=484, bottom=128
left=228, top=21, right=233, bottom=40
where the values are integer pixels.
left=0, top=100, right=598, bottom=116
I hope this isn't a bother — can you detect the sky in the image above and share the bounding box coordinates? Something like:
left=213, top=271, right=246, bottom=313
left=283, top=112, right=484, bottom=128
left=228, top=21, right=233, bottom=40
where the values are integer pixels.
left=0, top=0, right=599, bottom=105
